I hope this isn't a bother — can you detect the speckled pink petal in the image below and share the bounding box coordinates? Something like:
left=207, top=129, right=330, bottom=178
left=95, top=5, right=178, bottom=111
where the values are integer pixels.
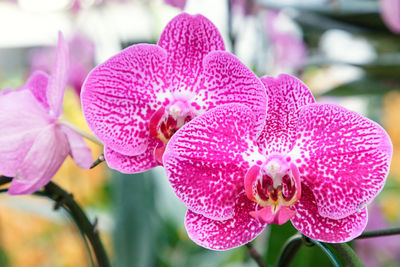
left=8, top=124, right=70, bottom=195
left=380, top=0, right=400, bottom=34
left=158, top=13, right=225, bottom=94
left=291, top=104, right=392, bottom=219
left=47, top=32, right=69, bottom=118
left=21, top=71, right=50, bottom=110
left=257, top=74, right=315, bottom=154
left=0, top=90, right=51, bottom=177
left=81, top=44, right=168, bottom=156
left=193, top=51, right=267, bottom=135
left=104, top=137, right=162, bottom=173
left=60, top=125, right=92, bottom=169
left=164, top=104, right=260, bottom=220
left=185, top=193, right=266, bottom=250
left=291, top=184, right=368, bottom=243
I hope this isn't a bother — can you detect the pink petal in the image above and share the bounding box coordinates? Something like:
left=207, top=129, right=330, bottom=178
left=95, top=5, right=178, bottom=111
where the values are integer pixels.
left=291, top=184, right=368, bottom=243
left=20, top=71, right=50, bottom=110
left=104, top=137, right=162, bottom=173
left=380, top=0, right=400, bottom=34
left=8, top=124, right=70, bottom=195
left=163, top=0, right=186, bottom=9
left=158, top=13, right=225, bottom=95
left=164, top=104, right=260, bottom=220
left=59, top=125, right=92, bottom=169
left=194, top=51, right=268, bottom=135
left=47, top=32, right=69, bottom=117
left=257, top=74, right=315, bottom=154
left=291, top=104, right=392, bottom=219
left=185, top=193, right=266, bottom=250
left=0, top=90, right=52, bottom=176
left=81, top=44, right=168, bottom=156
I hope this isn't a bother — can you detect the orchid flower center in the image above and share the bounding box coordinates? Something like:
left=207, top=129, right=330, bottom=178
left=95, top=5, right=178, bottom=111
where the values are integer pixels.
left=244, top=155, right=301, bottom=225
left=149, top=100, right=194, bottom=163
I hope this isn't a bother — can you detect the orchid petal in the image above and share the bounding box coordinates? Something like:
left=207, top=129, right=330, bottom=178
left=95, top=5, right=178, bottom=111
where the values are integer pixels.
left=81, top=44, right=168, bottom=156
left=8, top=124, right=70, bottom=195
left=21, top=71, right=50, bottom=110
left=290, top=104, right=392, bottom=219
left=291, top=184, right=368, bottom=243
left=193, top=51, right=267, bottom=135
left=60, top=125, right=92, bottom=169
left=163, top=0, right=186, bottom=10
left=185, top=193, right=266, bottom=250
left=104, top=137, right=162, bottom=173
left=158, top=13, right=225, bottom=94
left=164, top=104, right=261, bottom=220
left=257, top=74, right=315, bottom=154
left=0, top=90, right=51, bottom=176
left=47, top=32, right=69, bottom=117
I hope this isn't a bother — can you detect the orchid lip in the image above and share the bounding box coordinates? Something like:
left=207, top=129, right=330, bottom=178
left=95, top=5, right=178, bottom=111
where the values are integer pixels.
left=244, top=155, right=301, bottom=224
left=149, top=99, right=195, bottom=144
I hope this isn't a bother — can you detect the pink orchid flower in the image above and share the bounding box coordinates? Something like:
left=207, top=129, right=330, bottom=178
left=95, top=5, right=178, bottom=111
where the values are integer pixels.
left=380, top=0, right=400, bottom=34
left=81, top=13, right=267, bottom=174
left=163, top=74, right=392, bottom=250
left=164, top=0, right=186, bottom=10
left=0, top=32, right=92, bottom=195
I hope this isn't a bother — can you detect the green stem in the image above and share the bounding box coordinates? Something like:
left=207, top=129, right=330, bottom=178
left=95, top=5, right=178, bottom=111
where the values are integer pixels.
left=356, top=227, right=400, bottom=239
left=43, top=182, right=110, bottom=267
left=306, top=238, right=341, bottom=267
left=276, top=234, right=303, bottom=267
left=329, top=243, right=364, bottom=267
left=277, top=234, right=342, bottom=267
left=245, top=243, right=267, bottom=267
left=57, top=120, right=103, bottom=146
left=0, top=176, right=110, bottom=267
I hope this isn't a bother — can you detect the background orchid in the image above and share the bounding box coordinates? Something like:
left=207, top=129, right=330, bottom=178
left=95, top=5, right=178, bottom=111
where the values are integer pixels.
left=163, top=74, right=392, bottom=250
left=380, top=0, right=400, bottom=34
left=29, top=32, right=95, bottom=95
left=0, top=32, right=92, bottom=195
left=81, top=12, right=266, bottom=174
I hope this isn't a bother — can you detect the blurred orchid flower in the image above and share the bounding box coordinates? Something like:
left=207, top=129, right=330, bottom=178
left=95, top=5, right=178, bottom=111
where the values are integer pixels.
left=230, top=0, right=257, bottom=16
left=81, top=13, right=266, bottom=174
left=30, top=33, right=95, bottom=95
left=164, top=0, right=186, bottom=10
left=163, top=74, right=392, bottom=250
left=380, top=0, right=400, bottom=34
left=265, top=10, right=307, bottom=74
left=0, top=32, right=92, bottom=195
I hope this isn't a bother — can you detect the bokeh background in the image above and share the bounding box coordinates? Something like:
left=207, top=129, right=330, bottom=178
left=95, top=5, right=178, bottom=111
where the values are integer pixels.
left=0, top=0, right=399, bottom=266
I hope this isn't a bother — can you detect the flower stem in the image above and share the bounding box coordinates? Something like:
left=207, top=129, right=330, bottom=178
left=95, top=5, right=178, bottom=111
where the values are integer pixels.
left=43, top=182, right=110, bottom=267
left=0, top=176, right=110, bottom=267
left=245, top=243, right=267, bottom=267
left=276, top=233, right=303, bottom=267
left=277, top=234, right=342, bottom=267
left=356, top=227, right=400, bottom=239
left=305, top=238, right=341, bottom=267
left=58, top=120, right=103, bottom=146
left=328, top=243, right=364, bottom=267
